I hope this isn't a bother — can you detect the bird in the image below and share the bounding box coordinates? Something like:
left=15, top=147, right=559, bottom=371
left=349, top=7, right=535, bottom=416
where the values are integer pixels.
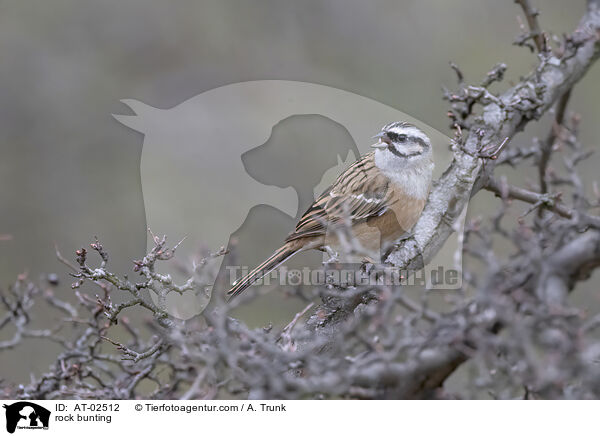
left=227, top=121, right=434, bottom=299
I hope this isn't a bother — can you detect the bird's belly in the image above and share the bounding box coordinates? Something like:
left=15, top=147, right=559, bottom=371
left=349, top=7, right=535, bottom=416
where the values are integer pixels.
left=323, top=194, right=426, bottom=261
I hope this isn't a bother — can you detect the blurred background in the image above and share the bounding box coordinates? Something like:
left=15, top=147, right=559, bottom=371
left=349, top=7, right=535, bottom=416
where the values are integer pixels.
left=1, top=0, right=599, bottom=385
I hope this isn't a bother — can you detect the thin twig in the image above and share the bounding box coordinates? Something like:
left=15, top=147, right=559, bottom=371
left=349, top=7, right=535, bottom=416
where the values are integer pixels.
left=54, top=243, right=78, bottom=272
left=538, top=89, right=571, bottom=199
left=486, top=178, right=572, bottom=219
left=515, top=0, right=546, bottom=52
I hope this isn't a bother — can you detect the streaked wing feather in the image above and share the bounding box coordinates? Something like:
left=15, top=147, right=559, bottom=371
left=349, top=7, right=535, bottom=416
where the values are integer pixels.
left=285, top=152, right=394, bottom=242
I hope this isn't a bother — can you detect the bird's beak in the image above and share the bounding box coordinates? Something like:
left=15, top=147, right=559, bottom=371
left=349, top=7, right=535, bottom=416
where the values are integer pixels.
left=371, top=132, right=389, bottom=149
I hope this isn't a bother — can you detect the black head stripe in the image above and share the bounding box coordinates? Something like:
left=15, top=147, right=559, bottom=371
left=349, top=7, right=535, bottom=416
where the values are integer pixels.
left=382, top=121, right=417, bottom=131
left=386, top=134, right=429, bottom=158
left=389, top=144, right=423, bottom=158
left=388, top=145, right=406, bottom=158
left=409, top=135, right=429, bottom=149
left=386, top=132, right=406, bottom=143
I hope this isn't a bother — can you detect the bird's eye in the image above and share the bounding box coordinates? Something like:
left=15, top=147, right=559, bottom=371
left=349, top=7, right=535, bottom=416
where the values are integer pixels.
left=386, top=132, right=407, bottom=143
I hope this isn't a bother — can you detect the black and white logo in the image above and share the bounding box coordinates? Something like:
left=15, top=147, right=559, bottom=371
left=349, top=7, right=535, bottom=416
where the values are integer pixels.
left=3, top=402, right=50, bottom=434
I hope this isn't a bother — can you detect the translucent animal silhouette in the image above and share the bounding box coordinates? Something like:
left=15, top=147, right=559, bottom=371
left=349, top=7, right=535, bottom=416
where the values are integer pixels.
left=114, top=80, right=458, bottom=319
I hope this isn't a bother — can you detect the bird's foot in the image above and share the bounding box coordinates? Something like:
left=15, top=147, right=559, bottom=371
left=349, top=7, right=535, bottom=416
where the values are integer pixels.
left=323, top=246, right=339, bottom=264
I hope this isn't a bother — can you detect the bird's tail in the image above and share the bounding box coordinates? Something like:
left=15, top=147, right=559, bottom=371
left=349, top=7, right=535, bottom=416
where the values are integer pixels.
left=227, top=243, right=298, bottom=299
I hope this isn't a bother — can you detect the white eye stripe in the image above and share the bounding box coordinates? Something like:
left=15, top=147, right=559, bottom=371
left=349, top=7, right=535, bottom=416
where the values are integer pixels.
left=388, top=144, right=423, bottom=158
left=388, top=128, right=429, bottom=144
left=379, top=122, right=430, bottom=146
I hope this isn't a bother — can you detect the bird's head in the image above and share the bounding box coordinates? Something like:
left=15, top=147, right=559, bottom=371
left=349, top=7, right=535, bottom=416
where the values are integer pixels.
left=371, top=122, right=434, bottom=196
left=371, top=121, right=432, bottom=161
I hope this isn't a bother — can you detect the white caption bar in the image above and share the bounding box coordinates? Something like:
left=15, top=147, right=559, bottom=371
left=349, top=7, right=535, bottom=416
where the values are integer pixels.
left=0, top=399, right=596, bottom=435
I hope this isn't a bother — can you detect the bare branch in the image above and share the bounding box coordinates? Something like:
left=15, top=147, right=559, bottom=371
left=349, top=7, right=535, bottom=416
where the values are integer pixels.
left=515, top=0, right=547, bottom=52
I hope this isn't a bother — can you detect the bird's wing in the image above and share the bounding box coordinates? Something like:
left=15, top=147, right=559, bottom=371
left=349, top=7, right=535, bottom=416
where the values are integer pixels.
left=285, top=152, right=394, bottom=242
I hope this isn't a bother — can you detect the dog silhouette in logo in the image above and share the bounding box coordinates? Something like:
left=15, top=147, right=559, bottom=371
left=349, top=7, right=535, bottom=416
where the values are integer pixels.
left=3, top=402, right=50, bottom=433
